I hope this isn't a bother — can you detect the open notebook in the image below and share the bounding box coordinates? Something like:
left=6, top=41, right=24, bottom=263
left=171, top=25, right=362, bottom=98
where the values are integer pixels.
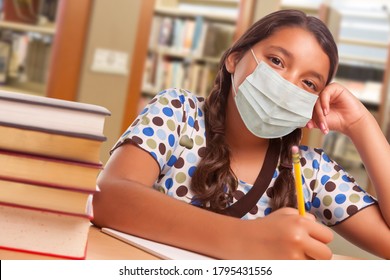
left=101, top=228, right=214, bottom=260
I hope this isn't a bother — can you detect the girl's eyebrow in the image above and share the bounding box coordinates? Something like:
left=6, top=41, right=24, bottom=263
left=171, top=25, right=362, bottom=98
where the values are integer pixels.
left=267, top=45, right=325, bottom=85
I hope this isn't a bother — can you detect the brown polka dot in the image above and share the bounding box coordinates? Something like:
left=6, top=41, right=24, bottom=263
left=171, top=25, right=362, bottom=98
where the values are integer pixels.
left=233, top=190, right=245, bottom=200
left=149, top=97, right=157, bottom=104
left=309, top=180, right=318, bottom=191
left=159, top=143, right=166, bottom=155
left=314, top=148, right=323, bottom=155
left=323, top=209, right=332, bottom=220
left=300, top=157, right=307, bottom=167
left=189, top=98, right=195, bottom=109
left=347, top=205, right=358, bottom=216
left=182, top=111, right=187, bottom=122
left=197, top=96, right=204, bottom=102
left=249, top=205, right=258, bottom=215
left=171, top=99, right=182, bottom=108
left=334, top=165, right=342, bottom=172
left=176, top=185, right=188, bottom=197
left=131, top=119, right=139, bottom=127
left=177, top=125, right=181, bottom=136
left=325, top=181, right=336, bottom=192
left=194, top=120, right=199, bottom=131
left=174, top=157, right=185, bottom=168
left=353, top=185, right=362, bottom=192
left=198, top=147, right=207, bottom=158
left=131, top=136, right=143, bottom=145
left=152, top=117, right=164, bottom=126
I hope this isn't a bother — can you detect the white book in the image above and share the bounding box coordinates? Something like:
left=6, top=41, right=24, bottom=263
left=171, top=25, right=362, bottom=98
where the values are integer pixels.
left=101, top=227, right=214, bottom=260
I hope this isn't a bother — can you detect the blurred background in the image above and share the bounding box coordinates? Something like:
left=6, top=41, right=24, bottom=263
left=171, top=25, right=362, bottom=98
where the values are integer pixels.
left=0, top=0, right=389, bottom=259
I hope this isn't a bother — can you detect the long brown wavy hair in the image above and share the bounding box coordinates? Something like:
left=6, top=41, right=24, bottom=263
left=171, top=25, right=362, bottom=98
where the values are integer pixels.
left=190, top=9, right=339, bottom=213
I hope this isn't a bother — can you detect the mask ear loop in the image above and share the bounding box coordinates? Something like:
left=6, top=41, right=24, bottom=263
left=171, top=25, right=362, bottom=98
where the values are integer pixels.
left=230, top=74, right=238, bottom=97
left=250, top=48, right=260, bottom=64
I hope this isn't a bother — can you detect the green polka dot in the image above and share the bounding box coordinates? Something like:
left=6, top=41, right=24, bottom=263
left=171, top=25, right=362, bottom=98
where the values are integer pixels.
left=331, top=173, right=340, bottom=180
left=166, top=119, right=176, bottom=131
left=159, top=97, right=169, bottom=105
left=195, top=135, right=204, bottom=146
left=166, top=150, right=172, bottom=161
left=157, top=186, right=165, bottom=194
left=323, top=195, right=333, bottom=206
left=175, top=172, right=186, bottom=184
left=303, top=168, right=314, bottom=179
left=349, top=194, right=360, bottom=203
left=182, top=123, right=188, bottom=134
left=141, top=116, right=150, bottom=125
left=146, top=139, right=157, bottom=149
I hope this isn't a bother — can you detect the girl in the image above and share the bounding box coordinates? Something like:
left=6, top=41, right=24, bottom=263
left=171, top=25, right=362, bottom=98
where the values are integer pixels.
left=92, top=9, right=390, bottom=259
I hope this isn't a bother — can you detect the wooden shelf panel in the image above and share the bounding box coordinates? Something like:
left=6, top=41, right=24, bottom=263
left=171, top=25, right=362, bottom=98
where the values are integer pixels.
left=0, top=21, right=56, bottom=35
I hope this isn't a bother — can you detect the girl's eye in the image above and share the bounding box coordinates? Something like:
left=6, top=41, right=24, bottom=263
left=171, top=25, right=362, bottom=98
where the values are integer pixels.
left=270, top=57, right=282, bottom=67
left=303, top=80, right=316, bottom=90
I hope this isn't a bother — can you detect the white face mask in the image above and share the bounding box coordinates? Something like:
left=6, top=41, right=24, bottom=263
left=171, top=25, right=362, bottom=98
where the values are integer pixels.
left=231, top=49, right=318, bottom=138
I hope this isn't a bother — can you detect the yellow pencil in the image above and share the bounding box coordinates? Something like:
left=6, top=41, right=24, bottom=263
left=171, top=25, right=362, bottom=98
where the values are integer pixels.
left=292, top=145, right=305, bottom=216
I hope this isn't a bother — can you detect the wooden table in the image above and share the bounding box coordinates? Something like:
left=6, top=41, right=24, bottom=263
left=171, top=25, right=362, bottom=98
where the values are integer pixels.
left=0, top=225, right=356, bottom=260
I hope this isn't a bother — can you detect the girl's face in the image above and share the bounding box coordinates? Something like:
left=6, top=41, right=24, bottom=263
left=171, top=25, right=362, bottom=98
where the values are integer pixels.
left=227, top=26, right=331, bottom=95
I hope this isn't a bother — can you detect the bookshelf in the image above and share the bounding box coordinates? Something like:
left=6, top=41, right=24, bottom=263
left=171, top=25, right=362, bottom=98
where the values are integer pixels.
left=140, top=0, right=239, bottom=101
left=0, top=0, right=92, bottom=101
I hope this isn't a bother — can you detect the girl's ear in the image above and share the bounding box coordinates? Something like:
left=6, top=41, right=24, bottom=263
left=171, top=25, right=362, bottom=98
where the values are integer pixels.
left=225, top=52, right=238, bottom=74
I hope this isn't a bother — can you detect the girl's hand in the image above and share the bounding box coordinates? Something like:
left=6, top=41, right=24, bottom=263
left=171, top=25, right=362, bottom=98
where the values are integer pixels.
left=307, top=82, right=370, bottom=136
left=235, top=208, right=333, bottom=259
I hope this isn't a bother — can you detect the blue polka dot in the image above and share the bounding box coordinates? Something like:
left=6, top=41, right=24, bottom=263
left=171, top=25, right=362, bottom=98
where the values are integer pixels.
left=132, top=126, right=140, bottom=134
left=186, top=153, right=197, bottom=163
left=322, top=163, right=332, bottom=173
left=321, top=175, right=330, bottom=185
left=174, top=111, right=183, bottom=122
left=338, top=183, right=349, bottom=192
left=167, top=155, right=177, bottom=167
left=300, top=145, right=308, bottom=151
left=150, top=152, right=158, bottom=161
left=334, top=207, right=344, bottom=218
left=198, top=108, right=203, bottom=117
left=162, top=107, right=174, bottom=117
left=272, top=170, right=278, bottom=178
left=190, top=198, right=202, bottom=206
left=140, top=107, right=149, bottom=115
left=342, top=175, right=351, bottom=182
left=259, top=196, right=268, bottom=205
left=363, top=195, right=374, bottom=203
left=301, top=174, right=305, bottom=184
left=165, top=178, right=173, bottom=190
left=312, top=159, right=320, bottom=169
left=305, top=201, right=311, bottom=211
left=188, top=116, right=195, bottom=127
left=312, top=197, right=321, bottom=208
left=322, top=153, right=331, bottom=162
left=156, top=129, right=167, bottom=140
left=335, top=194, right=346, bottom=204
left=168, top=134, right=175, bottom=147
left=122, top=130, right=131, bottom=137
left=143, top=127, right=154, bottom=136
left=179, top=95, right=185, bottom=104
left=264, top=207, right=272, bottom=216
left=188, top=166, right=196, bottom=177
left=150, top=105, right=160, bottom=114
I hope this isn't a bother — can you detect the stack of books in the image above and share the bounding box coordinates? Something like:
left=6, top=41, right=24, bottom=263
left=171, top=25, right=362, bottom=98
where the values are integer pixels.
left=0, top=90, right=111, bottom=259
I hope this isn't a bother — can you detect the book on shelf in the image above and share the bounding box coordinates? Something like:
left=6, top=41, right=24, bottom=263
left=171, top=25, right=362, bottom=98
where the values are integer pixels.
left=0, top=90, right=111, bottom=139
left=0, top=149, right=102, bottom=192
left=101, top=227, right=214, bottom=260
left=0, top=177, right=93, bottom=217
left=0, top=203, right=90, bottom=259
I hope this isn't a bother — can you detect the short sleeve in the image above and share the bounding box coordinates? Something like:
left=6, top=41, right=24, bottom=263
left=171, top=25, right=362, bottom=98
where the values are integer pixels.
left=300, top=146, right=377, bottom=226
left=111, top=88, right=202, bottom=172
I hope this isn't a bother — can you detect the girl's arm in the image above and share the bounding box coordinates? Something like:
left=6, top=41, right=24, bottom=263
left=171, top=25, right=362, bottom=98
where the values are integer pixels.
left=309, top=82, right=390, bottom=258
left=92, top=143, right=333, bottom=259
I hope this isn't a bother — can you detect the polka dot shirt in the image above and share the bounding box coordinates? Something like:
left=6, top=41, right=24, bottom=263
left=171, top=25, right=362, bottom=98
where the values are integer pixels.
left=112, top=88, right=377, bottom=226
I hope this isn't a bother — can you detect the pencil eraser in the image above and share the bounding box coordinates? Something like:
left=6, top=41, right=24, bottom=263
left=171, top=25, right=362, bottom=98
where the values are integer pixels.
left=291, top=146, right=299, bottom=154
